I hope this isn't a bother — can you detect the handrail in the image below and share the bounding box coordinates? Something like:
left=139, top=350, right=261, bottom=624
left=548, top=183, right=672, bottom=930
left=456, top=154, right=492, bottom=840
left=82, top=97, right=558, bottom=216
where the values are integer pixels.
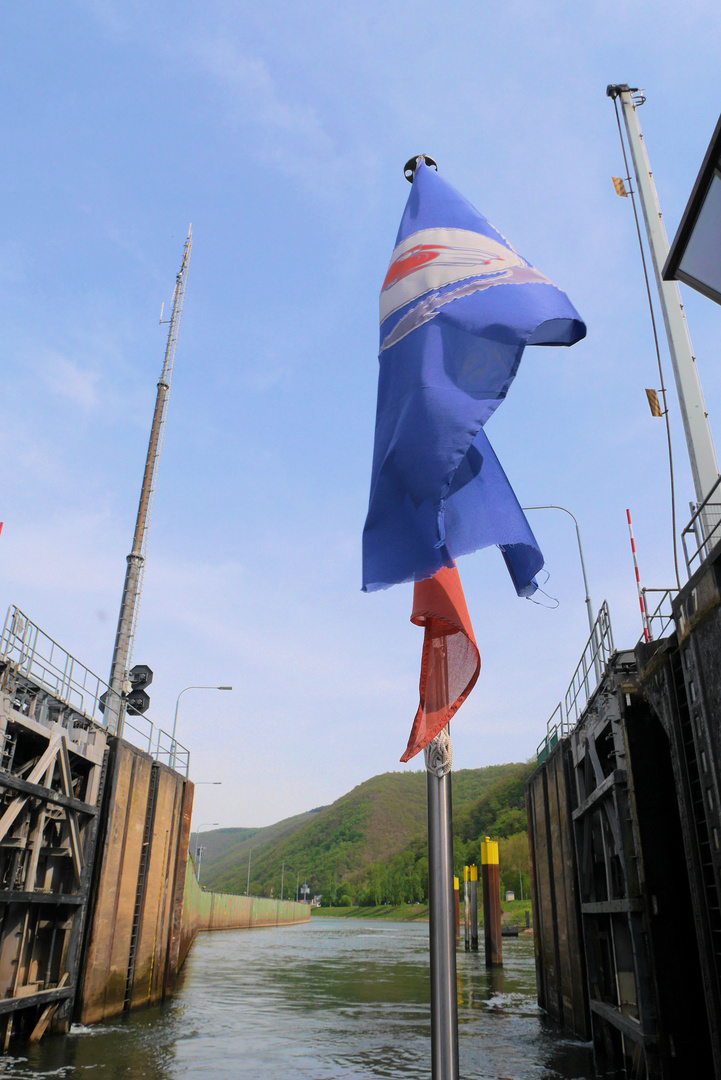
left=0, top=605, right=190, bottom=776
left=640, top=588, right=677, bottom=642
left=682, top=475, right=721, bottom=576
left=536, top=601, right=615, bottom=762
left=564, top=601, right=614, bottom=726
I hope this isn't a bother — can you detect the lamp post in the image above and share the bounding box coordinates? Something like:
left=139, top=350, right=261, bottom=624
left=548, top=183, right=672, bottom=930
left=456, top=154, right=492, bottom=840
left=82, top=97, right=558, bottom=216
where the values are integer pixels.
left=522, top=506, right=594, bottom=639
left=523, top=505, right=602, bottom=682
left=170, top=685, right=232, bottom=768
left=195, top=822, right=218, bottom=884
left=512, top=867, right=524, bottom=903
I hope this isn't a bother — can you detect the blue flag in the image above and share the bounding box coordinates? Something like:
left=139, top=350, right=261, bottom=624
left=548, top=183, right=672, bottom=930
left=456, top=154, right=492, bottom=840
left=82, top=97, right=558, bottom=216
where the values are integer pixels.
left=362, top=159, right=586, bottom=596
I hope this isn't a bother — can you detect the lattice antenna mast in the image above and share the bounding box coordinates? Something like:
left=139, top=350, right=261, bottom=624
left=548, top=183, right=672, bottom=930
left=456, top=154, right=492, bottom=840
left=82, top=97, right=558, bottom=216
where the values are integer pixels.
left=104, top=227, right=192, bottom=737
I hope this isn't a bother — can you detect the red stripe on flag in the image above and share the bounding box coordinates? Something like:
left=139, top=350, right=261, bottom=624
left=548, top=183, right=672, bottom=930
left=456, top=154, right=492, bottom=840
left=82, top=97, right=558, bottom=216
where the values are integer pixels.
left=401, top=565, right=481, bottom=763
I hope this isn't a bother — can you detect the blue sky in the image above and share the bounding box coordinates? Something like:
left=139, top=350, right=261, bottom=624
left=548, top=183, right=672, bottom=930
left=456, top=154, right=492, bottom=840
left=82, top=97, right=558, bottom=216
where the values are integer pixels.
left=2, top=1, right=721, bottom=828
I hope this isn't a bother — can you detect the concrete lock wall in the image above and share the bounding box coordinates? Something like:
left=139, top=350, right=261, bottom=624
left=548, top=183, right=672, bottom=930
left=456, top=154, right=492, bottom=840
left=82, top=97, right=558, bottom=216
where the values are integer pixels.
left=178, top=863, right=310, bottom=968
left=79, top=737, right=309, bottom=1025
left=526, top=740, right=589, bottom=1040
left=78, top=738, right=192, bottom=1024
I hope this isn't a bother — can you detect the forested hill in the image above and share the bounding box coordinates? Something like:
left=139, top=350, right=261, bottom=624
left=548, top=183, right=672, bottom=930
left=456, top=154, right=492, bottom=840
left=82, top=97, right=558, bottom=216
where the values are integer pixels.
left=194, top=761, right=533, bottom=904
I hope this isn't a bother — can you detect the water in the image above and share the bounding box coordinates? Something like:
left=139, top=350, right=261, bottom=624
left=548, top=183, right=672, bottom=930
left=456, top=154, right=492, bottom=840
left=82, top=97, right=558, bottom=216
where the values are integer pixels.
left=0, top=919, right=598, bottom=1079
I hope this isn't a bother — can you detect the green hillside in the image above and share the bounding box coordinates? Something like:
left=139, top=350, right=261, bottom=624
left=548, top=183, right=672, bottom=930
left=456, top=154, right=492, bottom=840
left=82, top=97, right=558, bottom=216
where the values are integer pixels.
left=196, top=762, right=533, bottom=904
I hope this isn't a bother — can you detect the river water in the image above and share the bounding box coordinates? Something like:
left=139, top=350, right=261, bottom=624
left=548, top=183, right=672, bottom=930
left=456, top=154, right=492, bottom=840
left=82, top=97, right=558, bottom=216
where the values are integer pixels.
left=0, top=918, right=601, bottom=1080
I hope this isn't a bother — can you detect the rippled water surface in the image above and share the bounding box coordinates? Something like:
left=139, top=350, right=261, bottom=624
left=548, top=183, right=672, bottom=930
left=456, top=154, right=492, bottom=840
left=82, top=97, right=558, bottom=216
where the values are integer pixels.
left=0, top=918, right=599, bottom=1079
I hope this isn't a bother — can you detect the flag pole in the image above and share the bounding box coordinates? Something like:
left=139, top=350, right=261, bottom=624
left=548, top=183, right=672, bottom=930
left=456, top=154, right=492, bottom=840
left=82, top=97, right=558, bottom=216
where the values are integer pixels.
left=426, top=722, right=459, bottom=1079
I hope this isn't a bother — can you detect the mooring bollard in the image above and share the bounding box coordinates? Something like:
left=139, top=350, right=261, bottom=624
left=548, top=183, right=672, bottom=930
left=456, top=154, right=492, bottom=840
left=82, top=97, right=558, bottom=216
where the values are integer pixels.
left=470, top=864, right=478, bottom=951
left=453, top=876, right=460, bottom=948
left=481, top=837, right=503, bottom=967
left=463, top=866, right=470, bottom=951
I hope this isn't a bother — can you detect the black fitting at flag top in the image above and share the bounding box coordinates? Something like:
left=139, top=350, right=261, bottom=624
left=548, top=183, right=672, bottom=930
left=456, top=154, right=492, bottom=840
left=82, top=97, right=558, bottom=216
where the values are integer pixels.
left=404, top=155, right=437, bottom=182
left=606, top=84, right=637, bottom=99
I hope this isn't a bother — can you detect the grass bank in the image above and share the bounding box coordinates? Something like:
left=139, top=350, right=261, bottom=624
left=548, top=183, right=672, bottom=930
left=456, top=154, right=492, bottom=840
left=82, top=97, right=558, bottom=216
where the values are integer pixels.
left=312, top=898, right=533, bottom=927
left=312, top=904, right=430, bottom=921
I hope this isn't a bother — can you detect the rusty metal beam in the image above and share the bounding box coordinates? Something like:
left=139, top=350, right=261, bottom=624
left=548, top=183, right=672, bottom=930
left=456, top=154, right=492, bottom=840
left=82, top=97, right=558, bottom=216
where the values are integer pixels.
left=0, top=984, right=73, bottom=1017
left=0, top=892, right=85, bottom=906
left=0, top=774, right=98, bottom=817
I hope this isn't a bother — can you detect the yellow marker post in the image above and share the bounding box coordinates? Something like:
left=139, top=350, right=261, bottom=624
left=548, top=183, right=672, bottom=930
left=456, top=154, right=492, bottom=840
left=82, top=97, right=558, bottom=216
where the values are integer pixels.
left=463, top=866, right=470, bottom=951
left=453, top=877, right=460, bottom=948
left=469, top=864, right=478, bottom=951
left=480, top=837, right=502, bottom=967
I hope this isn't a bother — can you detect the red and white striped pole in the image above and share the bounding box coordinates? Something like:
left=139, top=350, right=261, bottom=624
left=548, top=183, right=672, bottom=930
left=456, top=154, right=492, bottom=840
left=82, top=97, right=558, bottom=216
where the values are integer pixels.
left=626, top=509, right=651, bottom=642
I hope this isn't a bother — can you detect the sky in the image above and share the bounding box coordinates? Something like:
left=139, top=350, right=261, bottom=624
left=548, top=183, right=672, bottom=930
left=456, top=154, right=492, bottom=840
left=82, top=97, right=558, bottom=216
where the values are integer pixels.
left=2, top=0, right=721, bottom=830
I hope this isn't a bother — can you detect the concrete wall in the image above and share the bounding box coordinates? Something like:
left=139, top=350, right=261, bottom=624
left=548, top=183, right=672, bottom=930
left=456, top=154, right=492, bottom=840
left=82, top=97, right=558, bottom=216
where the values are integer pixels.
left=79, top=737, right=309, bottom=1025
left=78, top=739, right=191, bottom=1024
left=526, top=739, right=589, bottom=1040
left=178, top=863, right=310, bottom=967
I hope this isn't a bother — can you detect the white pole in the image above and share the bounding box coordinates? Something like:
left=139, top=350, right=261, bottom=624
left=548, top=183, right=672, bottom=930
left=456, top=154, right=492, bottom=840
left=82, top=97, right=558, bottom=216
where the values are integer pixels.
left=608, top=85, right=718, bottom=511
left=627, top=509, right=651, bottom=643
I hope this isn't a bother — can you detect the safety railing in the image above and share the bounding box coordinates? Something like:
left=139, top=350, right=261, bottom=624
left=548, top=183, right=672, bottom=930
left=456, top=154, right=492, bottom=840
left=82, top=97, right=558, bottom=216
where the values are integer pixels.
left=682, top=476, right=721, bottom=576
left=564, top=601, right=614, bottom=726
left=536, top=701, right=567, bottom=764
left=641, top=588, right=677, bottom=642
left=537, top=601, right=615, bottom=762
left=0, top=605, right=190, bottom=776
left=0, top=605, right=106, bottom=722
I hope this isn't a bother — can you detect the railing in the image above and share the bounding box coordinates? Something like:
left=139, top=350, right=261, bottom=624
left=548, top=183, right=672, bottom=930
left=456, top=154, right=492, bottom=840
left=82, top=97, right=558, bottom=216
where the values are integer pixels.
left=0, top=605, right=190, bottom=776
left=536, top=701, right=566, bottom=764
left=0, top=606, right=107, bottom=722
left=682, top=476, right=721, bottom=576
left=641, top=588, right=677, bottom=641
left=564, top=600, right=614, bottom=726
left=536, top=601, right=615, bottom=762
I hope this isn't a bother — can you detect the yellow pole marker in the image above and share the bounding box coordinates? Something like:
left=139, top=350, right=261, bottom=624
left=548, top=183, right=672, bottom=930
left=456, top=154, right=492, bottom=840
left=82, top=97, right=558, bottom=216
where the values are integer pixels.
left=480, top=838, right=502, bottom=967
left=480, top=837, right=499, bottom=865
left=469, top=864, right=478, bottom=950
left=453, top=877, right=460, bottom=947
left=463, top=866, right=470, bottom=951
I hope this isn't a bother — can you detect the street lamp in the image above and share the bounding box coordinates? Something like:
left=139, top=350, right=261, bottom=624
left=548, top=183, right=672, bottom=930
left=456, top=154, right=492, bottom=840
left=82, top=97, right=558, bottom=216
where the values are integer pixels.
left=170, top=685, right=232, bottom=767
left=512, top=867, right=524, bottom=903
left=522, top=506, right=595, bottom=639
left=195, top=822, right=219, bottom=884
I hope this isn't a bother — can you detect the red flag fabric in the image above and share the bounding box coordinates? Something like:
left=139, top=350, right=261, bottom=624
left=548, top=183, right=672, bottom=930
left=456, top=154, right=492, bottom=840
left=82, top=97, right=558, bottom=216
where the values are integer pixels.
left=401, top=564, right=481, bottom=762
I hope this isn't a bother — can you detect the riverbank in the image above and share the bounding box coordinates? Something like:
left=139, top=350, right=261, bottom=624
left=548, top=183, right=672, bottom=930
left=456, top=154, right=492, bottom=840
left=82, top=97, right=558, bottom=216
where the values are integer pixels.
left=312, top=899, right=533, bottom=926
left=312, top=903, right=430, bottom=921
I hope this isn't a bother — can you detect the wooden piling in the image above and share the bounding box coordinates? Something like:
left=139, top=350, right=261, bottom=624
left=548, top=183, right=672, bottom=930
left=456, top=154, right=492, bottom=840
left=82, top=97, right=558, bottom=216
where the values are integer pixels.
left=481, top=837, right=502, bottom=967
left=463, top=866, right=470, bottom=951
left=470, top=865, right=478, bottom=951
left=453, top=877, right=460, bottom=948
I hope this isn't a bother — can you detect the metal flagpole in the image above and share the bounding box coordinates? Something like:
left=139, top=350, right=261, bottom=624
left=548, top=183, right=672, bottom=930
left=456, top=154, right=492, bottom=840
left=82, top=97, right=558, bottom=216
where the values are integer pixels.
left=426, top=718, right=459, bottom=1079
left=607, top=86, right=719, bottom=516
left=104, top=227, right=193, bottom=736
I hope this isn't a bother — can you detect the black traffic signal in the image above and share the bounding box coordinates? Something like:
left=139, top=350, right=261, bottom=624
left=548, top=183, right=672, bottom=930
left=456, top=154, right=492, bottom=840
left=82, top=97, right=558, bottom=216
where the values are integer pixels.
left=126, top=664, right=153, bottom=716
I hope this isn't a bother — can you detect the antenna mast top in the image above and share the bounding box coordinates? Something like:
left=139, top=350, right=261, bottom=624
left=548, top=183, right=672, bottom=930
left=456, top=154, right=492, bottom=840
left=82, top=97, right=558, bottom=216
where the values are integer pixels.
left=104, top=228, right=193, bottom=736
